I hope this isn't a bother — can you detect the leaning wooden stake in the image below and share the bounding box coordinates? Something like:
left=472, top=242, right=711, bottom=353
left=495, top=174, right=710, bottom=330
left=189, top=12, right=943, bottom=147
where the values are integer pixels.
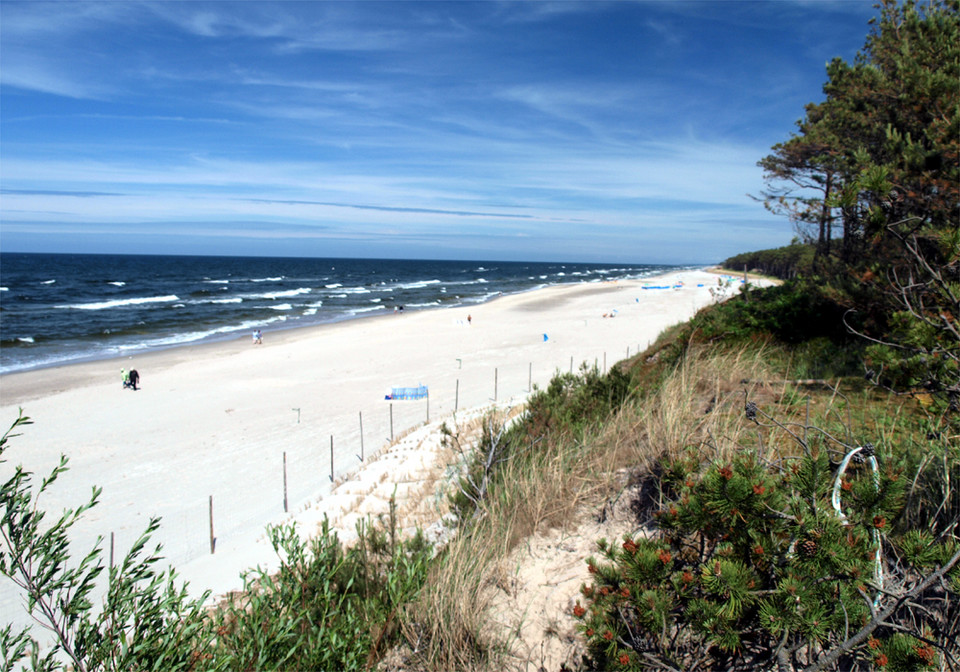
left=359, top=411, right=364, bottom=461
left=209, top=495, right=215, bottom=554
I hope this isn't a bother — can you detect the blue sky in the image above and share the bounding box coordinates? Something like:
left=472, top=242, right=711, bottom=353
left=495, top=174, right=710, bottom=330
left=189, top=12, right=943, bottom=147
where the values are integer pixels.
left=0, top=1, right=878, bottom=264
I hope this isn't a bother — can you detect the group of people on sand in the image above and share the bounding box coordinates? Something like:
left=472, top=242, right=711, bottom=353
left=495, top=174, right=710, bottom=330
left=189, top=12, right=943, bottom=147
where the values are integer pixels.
left=252, top=329, right=263, bottom=345
left=121, top=368, right=140, bottom=391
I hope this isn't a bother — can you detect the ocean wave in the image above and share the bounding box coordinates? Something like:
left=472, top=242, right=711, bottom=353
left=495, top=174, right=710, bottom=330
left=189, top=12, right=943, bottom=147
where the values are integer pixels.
left=463, top=292, right=500, bottom=304
left=350, top=305, right=387, bottom=314
left=41, top=279, right=56, bottom=285
left=112, top=316, right=290, bottom=352
left=325, top=283, right=342, bottom=289
left=18, top=337, right=35, bottom=343
left=108, top=281, right=126, bottom=287
left=0, top=287, right=7, bottom=291
left=326, top=286, right=371, bottom=295
left=205, top=279, right=230, bottom=284
left=396, top=279, right=441, bottom=290
left=302, top=308, right=318, bottom=316
left=268, top=303, right=293, bottom=311
left=210, top=297, right=243, bottom=304
left=258, top=288, right=312, bottom=300
left=404, top=300, right=442, bottom=307
left=251, top=276, right=283, bottom=282
left=55, top=295, right=180, bottom=310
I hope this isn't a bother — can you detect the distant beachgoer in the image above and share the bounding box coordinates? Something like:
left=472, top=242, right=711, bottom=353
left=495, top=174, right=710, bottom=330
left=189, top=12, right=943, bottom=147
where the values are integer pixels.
left=121, top=368, right=127, bottom=388
left=256, top=330, right=263, bottom=344
left=128, top=369, right=140, bottom=391
left=467, top=314, right=472, bottom=325
left=252, top=330, right=258, bottom=344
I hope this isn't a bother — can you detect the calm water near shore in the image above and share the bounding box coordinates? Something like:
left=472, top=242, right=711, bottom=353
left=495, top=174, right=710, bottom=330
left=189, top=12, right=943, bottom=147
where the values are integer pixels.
left=0, top=253, right=687, bottom=373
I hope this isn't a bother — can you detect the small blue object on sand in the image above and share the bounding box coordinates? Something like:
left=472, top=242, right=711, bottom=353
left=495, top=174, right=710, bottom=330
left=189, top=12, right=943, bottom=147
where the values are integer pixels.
left=386, top=385, right=429, bottom=400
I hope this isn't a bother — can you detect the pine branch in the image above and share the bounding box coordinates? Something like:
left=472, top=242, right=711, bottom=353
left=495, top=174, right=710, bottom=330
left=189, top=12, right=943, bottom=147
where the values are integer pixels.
left=803, top=545, right=960, bottom=672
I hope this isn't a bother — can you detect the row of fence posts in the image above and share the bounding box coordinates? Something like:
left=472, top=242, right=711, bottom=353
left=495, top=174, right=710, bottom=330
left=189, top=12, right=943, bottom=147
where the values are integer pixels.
left=112, top=345, right=642, bottom=558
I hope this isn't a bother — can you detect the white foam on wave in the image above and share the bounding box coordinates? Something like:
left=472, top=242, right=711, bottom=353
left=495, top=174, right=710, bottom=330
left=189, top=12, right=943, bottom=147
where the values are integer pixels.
left=108, top=281, right=126, bottom=287
left=464, top=291, right=500, bottom=304
left=350, top=305, right=386, bottom=314
left=269, top=303, right=293, bottom=311
left=211, top=298, right=243, bottom=304
left=114, top=316, right=289, bottom=352
left=0, top=287, right=7, bottom=292
left=397, top=279, right=441, bottom=290
left=258, top=288, right=311, bottom=300
left=56, top=295, right=180, bottom=310
left=205, top=279, right=230, bottom=284
left=302, top=308, right=318, bottom=316
left=251, top=277, right=283, bottom=282
left=325, top=283, right=342, bottom=289
left=17, top=337, right=35, bottom=344
left=41, top=279, right=56, bottom=285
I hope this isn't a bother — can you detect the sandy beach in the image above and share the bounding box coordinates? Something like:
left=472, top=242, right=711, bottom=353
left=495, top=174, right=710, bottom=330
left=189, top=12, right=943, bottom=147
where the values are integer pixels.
left=0, top=269, right=756, bottom=632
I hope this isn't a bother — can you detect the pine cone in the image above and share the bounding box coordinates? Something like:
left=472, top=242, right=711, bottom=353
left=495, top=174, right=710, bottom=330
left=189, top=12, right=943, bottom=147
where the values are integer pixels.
left=799, top=539, right=818, bottom=558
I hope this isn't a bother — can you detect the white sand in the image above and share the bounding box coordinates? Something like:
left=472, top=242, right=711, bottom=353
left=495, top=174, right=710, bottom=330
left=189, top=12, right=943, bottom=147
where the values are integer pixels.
left=0, top=269, right=756, bottom=634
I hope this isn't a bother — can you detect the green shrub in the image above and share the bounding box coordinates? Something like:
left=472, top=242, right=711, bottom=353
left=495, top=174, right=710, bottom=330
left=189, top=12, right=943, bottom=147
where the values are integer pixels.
left=574, top=407, right=959, bottom=671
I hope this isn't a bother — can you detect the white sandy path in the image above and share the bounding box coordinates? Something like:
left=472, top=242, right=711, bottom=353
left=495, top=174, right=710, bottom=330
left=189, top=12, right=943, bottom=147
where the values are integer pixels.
left=0, top=269, right=752, bottom=638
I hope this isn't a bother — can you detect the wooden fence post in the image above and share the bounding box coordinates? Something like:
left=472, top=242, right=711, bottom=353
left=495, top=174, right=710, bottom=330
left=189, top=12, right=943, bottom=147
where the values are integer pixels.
left=209, top=495, right=215, bottom=554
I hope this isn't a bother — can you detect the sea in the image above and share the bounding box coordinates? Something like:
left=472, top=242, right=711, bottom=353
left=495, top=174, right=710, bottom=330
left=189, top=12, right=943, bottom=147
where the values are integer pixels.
left=0, top=253, right=689, bottom=374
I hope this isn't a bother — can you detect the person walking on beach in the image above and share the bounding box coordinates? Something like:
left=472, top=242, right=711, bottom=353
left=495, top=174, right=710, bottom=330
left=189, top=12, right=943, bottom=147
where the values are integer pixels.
left=120, top=368, right=127, bottom=388
left=467, top=314, right=472, bottom=325
left=128, top=369, right=140, bottom=391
